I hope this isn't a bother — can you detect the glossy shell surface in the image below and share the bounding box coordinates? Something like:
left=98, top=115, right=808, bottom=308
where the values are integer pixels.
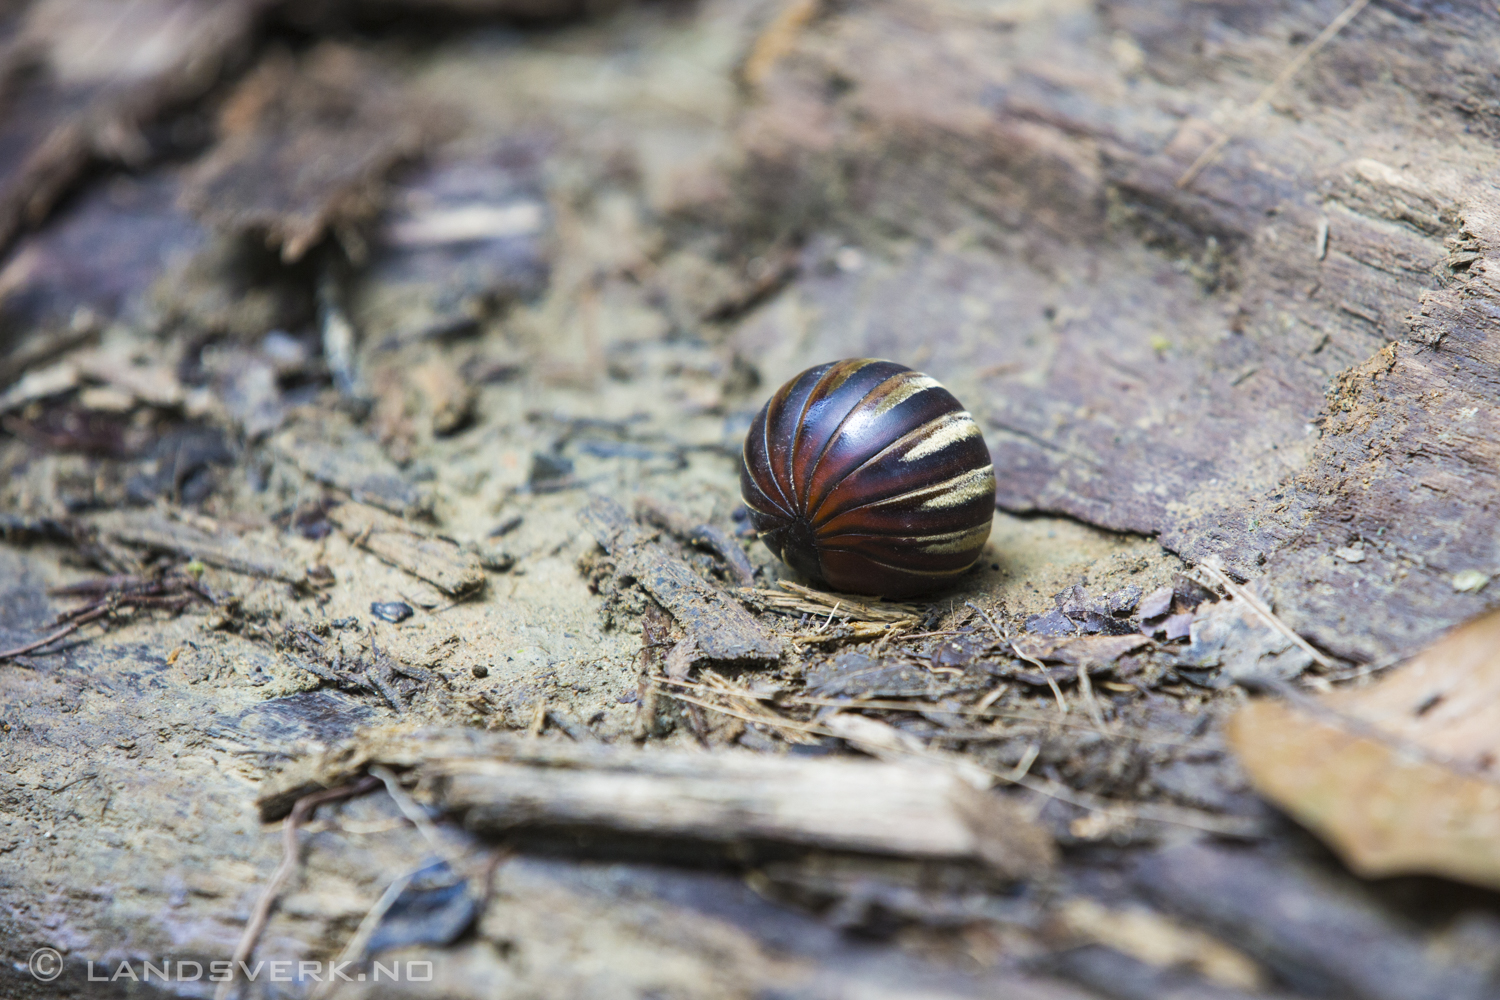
left=740, top=359, right=996, bottom=597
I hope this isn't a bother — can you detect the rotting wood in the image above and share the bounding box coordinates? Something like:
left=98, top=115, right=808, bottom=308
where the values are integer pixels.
left=730, top=0, right=1500, bottom=662
left=182, top=43, right=438, bottom=263
left=327, top=501, right=484, bottom=596
left=85, top=509, right=305, bottom=583
left=1133, top=842, right=1493, bottom=1000
left=272, top=428, right=427, bottom=515
left=1174, top=0, right=1374, bottom=189
left=0, top=0, right=270, bottom=256
left=580, top=496, right=779, bottom=667
left=255, top=727, right=1056, bottom=878
left=634, top=495, right=755, bottom=586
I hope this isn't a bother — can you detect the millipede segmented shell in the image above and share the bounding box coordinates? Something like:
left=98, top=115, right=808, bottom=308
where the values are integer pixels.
left=740, top=359, right=996, bottom=598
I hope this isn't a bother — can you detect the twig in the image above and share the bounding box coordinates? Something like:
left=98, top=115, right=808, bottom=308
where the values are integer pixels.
left=661, top=678, right=1215, bottom=749
left=313, top=767, right=497, bottom=998
left=1006, top=744, right=1040, bottom=783
left=1198, top=560, right=1336, bottom=670
left=742, top=0, right=821, bottom=87
left=965, top=602, right=1006, bottom=642
left=310, top=868, right=417, bottom=1000
left=1043, top=673, right=1070, bottom=715
left=367, top=765, right=480, bottom=873
left=1076, top=662, right=1105, bottom=729
left=3, top=570, right=212, bottom=663
left=963, top=600, right=1066, bottom=709
left=975, top=682, right=1008, bottom=712
left=657, top=683, right=1261, bottom=836
left=0, top=614, right=97, bottom=661
left=215, top=777, right=380, bottom=1000
left=1175, top=0, right=1372, bottom=189
left=1317, top=652, right=1403, bottom=685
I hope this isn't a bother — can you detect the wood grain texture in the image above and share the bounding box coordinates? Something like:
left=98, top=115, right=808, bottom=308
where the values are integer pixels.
left=256, top=726, right=1057, bottom=877
left=0, top=0, right=268, bottom=256
left=328, top=500, right=484, bottom=595
left=580, top=495, right=780, bottom=665
left=727, top=0, right=1500, bottom=661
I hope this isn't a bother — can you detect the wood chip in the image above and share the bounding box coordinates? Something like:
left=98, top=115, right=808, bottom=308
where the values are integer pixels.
left=327, top=501, right=483, bottom=596
left=580, top=496, right=779, bottom=667
left=256, top=727, right=1055, bottom=878
left=183, top=44, right=438, bottom=262
left=272, top=428, right=427, bottom=515
left=86, top=509, right=304, bottom=583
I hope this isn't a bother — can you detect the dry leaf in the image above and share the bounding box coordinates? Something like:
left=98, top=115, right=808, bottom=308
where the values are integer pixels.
left=1227, top=610, right=1500, bottom=889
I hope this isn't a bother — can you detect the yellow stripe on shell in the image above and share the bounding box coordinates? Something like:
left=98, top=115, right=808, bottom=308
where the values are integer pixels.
left=870, top=373, right=943, bottom=417
left=916, top=522, right=993, bottom=554
left=920, top=465, right=996, bottom=509
left=852, top=464, right=995, bottom=514
left=900, top=410, right=980, bottom=462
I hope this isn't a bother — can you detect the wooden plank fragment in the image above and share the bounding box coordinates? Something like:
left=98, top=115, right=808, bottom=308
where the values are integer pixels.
left=86, top=509, right=304, bottom=583
left=272, top=428, right=426, bottom=515
left=182, top=43, right=436, bottom=262
left=580, top=496, right=779, bottom=666
left=254, top=727, right=1056, bottom=878
left=0, top=0, right=268, bottom=255
left=327, top=501, right=484, bottom=596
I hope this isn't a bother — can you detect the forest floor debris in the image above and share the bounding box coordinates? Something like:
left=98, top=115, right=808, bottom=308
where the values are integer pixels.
left=1228, top=609, right=1500, bottom=890
left=3, top=0, right=1500, bottom=996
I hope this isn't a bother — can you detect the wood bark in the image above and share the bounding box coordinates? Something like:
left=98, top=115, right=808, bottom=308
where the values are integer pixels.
left=729, top=0, right=1500, bottom=661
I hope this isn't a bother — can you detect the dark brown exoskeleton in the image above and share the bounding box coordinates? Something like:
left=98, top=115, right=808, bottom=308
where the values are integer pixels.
left=740, top=359, right=996, bottom=598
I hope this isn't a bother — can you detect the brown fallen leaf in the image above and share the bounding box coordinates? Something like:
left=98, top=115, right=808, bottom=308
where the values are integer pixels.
left=1227, top=609, right=1500, bottom=889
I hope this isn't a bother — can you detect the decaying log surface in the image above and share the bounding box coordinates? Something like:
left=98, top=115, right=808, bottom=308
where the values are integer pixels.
left=257, top=726, right=1058, bottom=877
left=86, top=508, right=307, bottom=583
left=730, top=0, right=1500, bottom=661
left=5, top=0, right=1500, bottom=996
left=0, top=0, right=268, bottom=256
left=271, top=427, right=428, bottom=514
left=182, top=42, right=437, bottom=263
left=580, top=496, right=781, bottom=666
left=327, top=500, right=485, bottom=596
left=1133, top=842, right=1499, bottom=1000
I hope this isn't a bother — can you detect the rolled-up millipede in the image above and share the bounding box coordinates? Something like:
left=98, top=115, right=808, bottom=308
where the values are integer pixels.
left=740, top=358, right=996, bottom=598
